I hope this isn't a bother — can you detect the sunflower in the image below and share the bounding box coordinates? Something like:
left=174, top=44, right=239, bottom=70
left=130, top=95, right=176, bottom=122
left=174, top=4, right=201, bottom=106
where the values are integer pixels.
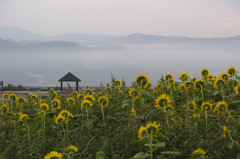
left=135, top=73, right=150, bottom=88
left=51, top=99, right=61, bottom=110
left=200, top=68, right=209, bottom=79
left=234, top=84, right=240, bottom=95
left=71, top=91, right=78, bottom=98
left=138, top=126, right=147, bottom=139
left=201, top=101, right=213, bottom=112
left=155, top=94, right=171, bottom=109
left=129, top=88, right=140, bottom=99
left=193, top=114, right=200, bottom=118
left=18, top=97, right=26, bottom=105
left=118, top=90, right=123, bottom=96
left=2, top=93, right=9, bottom=100
left=78, top=93, right=84, bottom=100
left=98, top=96, right=109, bottom=107
left=105, top=86, right=112, bottom=93
left=156, top=83, right=164, bottom=89
left=165, top=73, right=174, bottom=81
left=40, top=99, right=46, bottom=104
left=19, top=113, right=29, bottom=122
left=214, top=101, right=228, bottom=115
left=187, top=101, right=197, bottom=112
left=179, top=72, right=189, bottom=81
left=207, top=74, right=214, bottom=81
left=40, top=103, right=49, bottom=111
left=194, top=79, right=204, bottom=91
left=9, top=94, right=17, bottom=101
left=44, top=151, right=62, bottom=159
left=59, top=109, right=73, bottom=118
left=131, top=108, right=136, bottom=116
left=167, top=79, right=176, bottom=90
left=48, top=88, right=55, bottom=94
left=67, top=97, right=75, bottom=106
left=213, top=78, right=225, bottom=89
left=31, top=94, right=39, bottom=101
left=66, top=145, right=79, bottom=152
left=114, top=80, right=121, bottom=87
left=82, top=99, right=93, bottom=107
left=227, top=66, right=236, bottom=76
left=219, top=72, right=229, bottom=81
left=191, top=148, right=207, bottom=158
left=84, top=94, right=95, bottom=101
left=55, top=114, right=65, bottom=124
left=84, top=88, right=93, bottom=95
left=0, top=105, right=9, bottom=114
left=146, top=121, right=161, bottom=137
left=184, top=81, right=193, bottom=89
left=178, top=84, right=187, bottom=91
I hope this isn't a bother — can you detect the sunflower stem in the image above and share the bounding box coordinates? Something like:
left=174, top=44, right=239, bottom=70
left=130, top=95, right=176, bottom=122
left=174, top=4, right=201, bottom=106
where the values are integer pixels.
left=200, top=85, right=204, bottom=101
left=150, top=132, right=153, bottom=159
left=221, top=84, right=225, bottom=101
left=164, top=104, right=170, bottom=130
left=86, top=106, right=89, bottom=120
left=101, top=104, right=105, bottom=126
left=205, top=110, right=208, bottom=141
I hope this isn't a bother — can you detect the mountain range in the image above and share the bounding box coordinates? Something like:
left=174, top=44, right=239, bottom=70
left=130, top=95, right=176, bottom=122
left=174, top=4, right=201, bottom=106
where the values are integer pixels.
left=0, top=26, right=240, bottom=51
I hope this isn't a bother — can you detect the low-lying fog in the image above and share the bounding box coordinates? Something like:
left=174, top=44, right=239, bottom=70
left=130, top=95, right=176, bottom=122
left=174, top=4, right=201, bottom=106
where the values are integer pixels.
left=1, top=44, right=239, bottom=87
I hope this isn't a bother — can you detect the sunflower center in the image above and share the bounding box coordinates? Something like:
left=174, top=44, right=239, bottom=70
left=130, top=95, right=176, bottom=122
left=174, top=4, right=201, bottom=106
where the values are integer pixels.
left=147, top=126, right=157, bottom=134
left=137, top=77, right=147, bottom=86
left=100, top=98, right=107, bottom=105
left=203, top=104, right=211, bottom=111
left=202, top=70, right=208, bottom=76
left=159, top=99, right=167, bottom=107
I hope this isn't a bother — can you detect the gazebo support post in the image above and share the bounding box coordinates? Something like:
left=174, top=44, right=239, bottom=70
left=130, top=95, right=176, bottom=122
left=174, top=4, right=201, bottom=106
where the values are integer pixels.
left=60, top=81, right=63, bottom=91
left=76, top=81, right=78, bottom=91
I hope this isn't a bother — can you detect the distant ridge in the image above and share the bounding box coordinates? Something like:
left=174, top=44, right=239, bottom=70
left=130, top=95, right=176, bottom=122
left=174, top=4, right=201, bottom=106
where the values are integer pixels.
left=0, top=26, right=240, bottom=44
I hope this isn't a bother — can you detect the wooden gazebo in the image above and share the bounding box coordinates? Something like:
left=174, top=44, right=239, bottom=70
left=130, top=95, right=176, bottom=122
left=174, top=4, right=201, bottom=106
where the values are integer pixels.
left=58, top=72, right=81, bottom=91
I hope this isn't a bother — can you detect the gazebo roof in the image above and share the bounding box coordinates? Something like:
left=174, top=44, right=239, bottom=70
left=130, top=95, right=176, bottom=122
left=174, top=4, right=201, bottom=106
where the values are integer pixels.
left=58, top=72, right=81, bottom=82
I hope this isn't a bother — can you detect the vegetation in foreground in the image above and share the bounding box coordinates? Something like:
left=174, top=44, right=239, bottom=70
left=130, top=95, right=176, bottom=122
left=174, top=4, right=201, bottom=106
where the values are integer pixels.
left=0, top=66, right=240, bottom=159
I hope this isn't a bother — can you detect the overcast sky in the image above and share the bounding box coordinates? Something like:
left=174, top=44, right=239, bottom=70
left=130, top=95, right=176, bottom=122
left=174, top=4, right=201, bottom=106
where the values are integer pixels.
left=1, top=0, right=240, bottom=37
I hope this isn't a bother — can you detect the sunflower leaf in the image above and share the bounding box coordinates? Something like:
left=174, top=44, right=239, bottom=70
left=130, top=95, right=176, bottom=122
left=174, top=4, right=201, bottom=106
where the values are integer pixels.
left=160, top=151, right=181, bottom=155
left=131, top=152, right=150, bottom=158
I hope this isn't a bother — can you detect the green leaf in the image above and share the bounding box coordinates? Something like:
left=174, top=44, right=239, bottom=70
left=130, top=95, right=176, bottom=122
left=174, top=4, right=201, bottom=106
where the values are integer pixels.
left=145, top=142, right=166, bottom=148
left=0, top=156, right=6, bottom=159
left=228, top=142, right=234, bottom=149
left=232, top=100, right=240, bottom=104
left=132, top=152, right=150, bottom=158
left=160, top=151, right=181, bottom=155
left=236, top=153, right=240, bottom=159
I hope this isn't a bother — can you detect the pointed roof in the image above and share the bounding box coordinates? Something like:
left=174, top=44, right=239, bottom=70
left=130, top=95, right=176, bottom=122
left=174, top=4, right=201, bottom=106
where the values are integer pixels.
left=58, top=72, right=81, bottom=82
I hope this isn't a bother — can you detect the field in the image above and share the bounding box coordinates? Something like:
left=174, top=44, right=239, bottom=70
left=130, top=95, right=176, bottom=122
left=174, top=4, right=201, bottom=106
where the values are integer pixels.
left=0, top=67, right=240, bottom=159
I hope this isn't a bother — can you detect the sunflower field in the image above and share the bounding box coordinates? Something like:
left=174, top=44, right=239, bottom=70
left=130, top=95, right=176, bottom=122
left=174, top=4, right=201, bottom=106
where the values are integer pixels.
left=0, top=67, right=240, bottom=159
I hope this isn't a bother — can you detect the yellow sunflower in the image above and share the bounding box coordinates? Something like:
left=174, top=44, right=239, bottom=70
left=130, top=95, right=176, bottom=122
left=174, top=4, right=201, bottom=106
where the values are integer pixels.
left=179, top=72, right=189, bottom=81
left=131, top=108, right=136, bottom=116
left=135, top=73, right=150, bottom=88
left=138, top=126, right=147, bottom=139
left=184, top=81, right=193, bottom=89
left=193, top=114, right=200, bottom=118
left=84, top=88, right=93, bottom=95
left=59, top=109, right=73, bottom=118
left=9, top=94, right=17, bottom=101
left=98, top=96, right=109, bottom=107
left=178, top=84, right=187, bottom=91
left=0, top=105, right=9, bottom=114
left=82, top=99, right=93, bottom=107
left=31, top=94, right=39, bottom=101
left=187, top=101, right=197, bottom=112
left=44, top=151, right=62, bottom=159
left=234, top=84, right=240, bottom=95
left=201, top=101, right=213, bottom=112
left=155, top=94, right=171, bottom=109
left=219, top=72, right=229, bottom=81
left=227, top=66, right=237, bottom=76
left=40, top=103, right=49, bottom=111
left=114, top=80, right=122, bottom=87
left=146, top=121, right=161, bottom=137
left=207, top=74, right=214, bottom=81
left=19, top=113, right=29, bottom=122
left=213, top=78, right=225, bottom=89
left=165, top=73, right=174, bottom=81
left=194, top=79, right=205, bottom=91
left=71, top=91, right=78, bottom=98
left=55, top=114, right=65, bottom=124
left=66, top=145, right=79, bottom=152
left=78, top=93, right=84, bottom=100
left=18, top=97, right=26, bottom=105
left=105, top=86, right=112, bottom=93
left=48, top=88, right=55, bottom=94
left=84, top=94, right=95, bottom=101
left=214, top=101, right=228, bottom=115
left=155, top=83, right=164, bottom=89
left=222, top=126, right=227, bottom=138
left=51, top=99, right=61, bottom=110
left=129, top=88, right=140, bottom=99
left=67, top=97, right=75, bottom=106
left=40, top=99, right=46, bottom=104
left=200, top=68, right=209, bottom=79
left=2, top=93, right=9, bottom=100
left=191, top=148, right=207, bottom=158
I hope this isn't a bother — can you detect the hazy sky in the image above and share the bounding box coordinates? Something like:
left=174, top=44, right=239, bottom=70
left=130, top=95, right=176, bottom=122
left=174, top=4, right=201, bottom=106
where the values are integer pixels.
left=1, top=0, right=240, bottom=37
